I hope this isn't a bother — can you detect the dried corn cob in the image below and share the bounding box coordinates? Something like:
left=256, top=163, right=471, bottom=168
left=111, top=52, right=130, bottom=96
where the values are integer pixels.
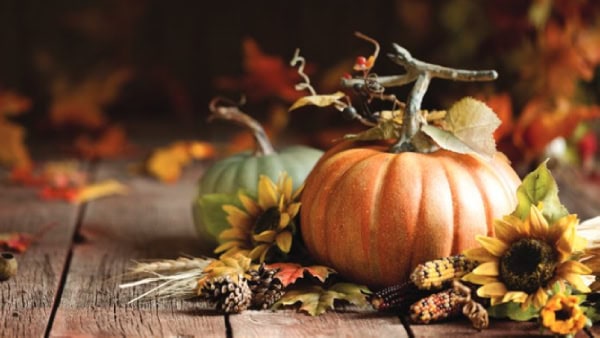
left=409, top=288, right=464, bottom=324
left=370, top=282, right=430, bottom=312
left=410, top=255, right=478, bottom=290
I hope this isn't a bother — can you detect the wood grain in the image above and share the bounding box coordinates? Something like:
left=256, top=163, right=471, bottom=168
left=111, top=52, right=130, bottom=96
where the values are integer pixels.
left=49, top=160, right=227, bottom=337
left=408, top=318, right=549, bottom=337
left=229, top=310, right=408, bottom=338
left=0, top=168, right=82, bottom=337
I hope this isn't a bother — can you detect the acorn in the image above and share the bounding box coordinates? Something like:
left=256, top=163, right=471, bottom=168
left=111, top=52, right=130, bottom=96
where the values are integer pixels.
left=0, top=252, right=18, bottom=281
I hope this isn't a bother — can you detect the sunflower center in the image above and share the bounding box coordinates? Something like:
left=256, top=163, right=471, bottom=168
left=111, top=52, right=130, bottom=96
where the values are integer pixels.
left=253, top=206, right=281, bottom=234
left=499, top=238, right=557, bottom=293
left=555, top=308, right=573, bottom=321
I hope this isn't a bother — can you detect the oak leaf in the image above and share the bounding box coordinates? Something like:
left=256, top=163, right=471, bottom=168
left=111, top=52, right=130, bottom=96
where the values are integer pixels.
left=268, top=262, right=336, bottom=287
left=275, top=283, right=371, bottom=316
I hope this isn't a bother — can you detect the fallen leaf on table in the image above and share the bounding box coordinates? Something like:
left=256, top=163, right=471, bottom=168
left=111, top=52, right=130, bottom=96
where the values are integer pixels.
left=70, top=179, right=128, bottom=203
left=0, top=232, right=33, bottom=253
left=275, top=283, right=370, bottom=316
left=268, top=262, right=336, bottom=287
left=11, top=161, right=87, bottom=188
left=144, top=141, right=216, bottom=183
left=75, top=125, right=131, bottom=159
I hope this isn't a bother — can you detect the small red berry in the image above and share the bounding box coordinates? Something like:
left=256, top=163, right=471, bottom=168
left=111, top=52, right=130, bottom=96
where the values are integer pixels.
left=356, top=56, right=367, bottom=66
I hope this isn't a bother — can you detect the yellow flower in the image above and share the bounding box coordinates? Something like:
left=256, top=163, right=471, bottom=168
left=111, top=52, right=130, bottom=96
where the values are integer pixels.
left=215, top=172, right=302, bottom=263
left=541, top=293, right=588, bottom=336
left=462, top=205, right=591, bottom=309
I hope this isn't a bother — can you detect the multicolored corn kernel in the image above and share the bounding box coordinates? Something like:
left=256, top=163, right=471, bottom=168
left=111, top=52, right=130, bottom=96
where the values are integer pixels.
left=410, top=255, right=478, bottom=290
left=409, top=288, right=464, bottom=324
left=370, top=282, right=430, bottom=312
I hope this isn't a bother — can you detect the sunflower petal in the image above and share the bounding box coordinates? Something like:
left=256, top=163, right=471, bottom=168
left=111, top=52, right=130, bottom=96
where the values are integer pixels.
left=558, top=260, right=592, bottom=275
left=253, top=230, right=276, bottom=243
left=529, top=205, right=549, bottom=239
left=278, top=213, right=291, bottom=229
left=275, top=231, right=293, bottom=253
left=287, top=202, right=301, bottom=218
left=549, top=214, right=577, bottom=243
left=282, top=174, right=293, bottom=202
left=291, top=183, right=304, bottom=201
left=472, top=261, right=499, bottom=276
left=462, top=272, right=499, bottom=285
left=249, top=244, right=270, bottom=262
left=214, top=240, right=241, bottom=254
left=502, top=291, right=528, bottom=304
left=503, top=214, right=530, bottom=236
left=463, top=247, right=496, bottom=262
left=476, top=235, right=508, bottom=257
left=258, top=175, right=279, bottom=209
left=238, top=192, right=260, bottom=216
left=563, top=273, right=591, bottom=293
left=477, top=282, right=507, bottom=297
left=219, top=228, right=247, bottom=240
left=493, top=219, right=521, bottom=244
left=223, top=205, right=252, bottom=230
left=530, top=288, right=548, bottom=309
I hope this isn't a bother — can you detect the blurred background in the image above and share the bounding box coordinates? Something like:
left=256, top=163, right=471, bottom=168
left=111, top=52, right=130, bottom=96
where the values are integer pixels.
left=0, top=0, right=599, bottom=174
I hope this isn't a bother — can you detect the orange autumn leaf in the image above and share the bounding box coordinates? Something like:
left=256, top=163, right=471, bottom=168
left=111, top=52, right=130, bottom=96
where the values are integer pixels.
left=214, top=38, right=309, bottom=103
left=0, top=120, right=32, bottom=169
left=513, top=97, right=600, bottom=157
left=0, top=232, right=33, bottom=253
left=268, top=262, right=336, bottom=288
left=49, top=68, right=132, bottom=129
left=480, top=93, right=513, bottom=141
left=145, top=141, right=216, bottom=183
left=0, top=91, right=32, bottom=116
left=12, top=161, right=87, bottom=188
left=70, top=179, right=128, bottom=204
left=75, top=125, right=131, bottom=159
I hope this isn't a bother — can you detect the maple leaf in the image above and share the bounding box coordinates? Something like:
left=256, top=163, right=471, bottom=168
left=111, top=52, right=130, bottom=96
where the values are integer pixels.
left=513, top=97, right=600, bottom=158
left=74, top=125, right=132, bottom=159
left=144, top=141, right=216, bottom=183
left=268, top=262, right=336, bottom=287
left=0, top=232, right=33, bottom=253
left=275, top=283, right=371, bottom=316
left=214, top=38, right=309, bottom=103
left=49, top=68, right=132, bottom=129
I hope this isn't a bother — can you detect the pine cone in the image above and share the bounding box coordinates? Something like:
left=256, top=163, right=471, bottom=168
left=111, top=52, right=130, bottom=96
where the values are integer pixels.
left=200, top=274, right=252, bottom=313
left=247, top=263, right=284, bottom=309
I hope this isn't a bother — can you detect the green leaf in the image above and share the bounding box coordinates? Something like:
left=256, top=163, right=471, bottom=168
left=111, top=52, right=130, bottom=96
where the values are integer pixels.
left=423, top=97, right=500, bottom=158
left=344, top=120, right=399, bottom=141
left=487, top=301, right=539, bottom=321
left=197, top=193, right=242, bottom=241
left=512, top=161, right=569, bottom=224
left=289, top=92, right=345, bottom=112
left=275, top=283, right=372, bottom=316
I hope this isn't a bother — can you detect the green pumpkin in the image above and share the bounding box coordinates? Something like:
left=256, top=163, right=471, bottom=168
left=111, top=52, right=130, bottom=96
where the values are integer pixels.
left=192, top=99, right=323, bottom=249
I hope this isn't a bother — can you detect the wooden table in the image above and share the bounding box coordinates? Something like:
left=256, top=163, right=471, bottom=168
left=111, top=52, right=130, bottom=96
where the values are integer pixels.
left=1, top=138, right=599, bottom=337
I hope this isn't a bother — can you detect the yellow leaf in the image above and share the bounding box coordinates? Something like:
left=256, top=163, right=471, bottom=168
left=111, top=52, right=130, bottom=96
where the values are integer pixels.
left=0, top=120, right=32, bottom=169
left=275, top=283, right=371, bottom=316
left=72, top=179, right=128, bottom=203
left=288, top=92, right=345, bottom=112
left=145, top=141, right=215, bottom=183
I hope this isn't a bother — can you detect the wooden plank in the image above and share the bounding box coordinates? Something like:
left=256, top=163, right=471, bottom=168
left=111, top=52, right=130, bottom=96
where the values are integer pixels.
left=229, top=310, right=408, bottom=337
left=0, top=168, right=82, bottom=337
left=49, top=160, right=227, bottom=337
left=408, top=319, right=549, bottom=337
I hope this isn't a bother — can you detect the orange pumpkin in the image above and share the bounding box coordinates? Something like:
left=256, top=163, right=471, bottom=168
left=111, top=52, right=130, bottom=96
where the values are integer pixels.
left=300, top=140, right=521, bottom=288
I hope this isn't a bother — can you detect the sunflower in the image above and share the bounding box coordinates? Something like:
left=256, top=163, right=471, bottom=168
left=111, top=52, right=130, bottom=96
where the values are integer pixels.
left=462, top=204, right=591, bottom=309
left=541, top=292, right=589, bottom=336
left=214, top=172, right=302, bottom=262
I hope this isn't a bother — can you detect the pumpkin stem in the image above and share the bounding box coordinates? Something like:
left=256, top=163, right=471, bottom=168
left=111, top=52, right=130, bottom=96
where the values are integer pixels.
left=209, top=97, right=276, bottom=156
left=341, top=43, right=498, bottom=153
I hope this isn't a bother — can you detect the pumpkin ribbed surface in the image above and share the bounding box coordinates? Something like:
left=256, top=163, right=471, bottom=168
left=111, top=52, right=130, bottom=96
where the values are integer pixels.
left=300, top=141, right=521, bottom=288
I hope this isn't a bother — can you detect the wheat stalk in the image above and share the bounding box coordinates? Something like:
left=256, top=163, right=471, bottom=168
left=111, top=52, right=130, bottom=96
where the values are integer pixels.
left=128, top=257, right=211, bottom=275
